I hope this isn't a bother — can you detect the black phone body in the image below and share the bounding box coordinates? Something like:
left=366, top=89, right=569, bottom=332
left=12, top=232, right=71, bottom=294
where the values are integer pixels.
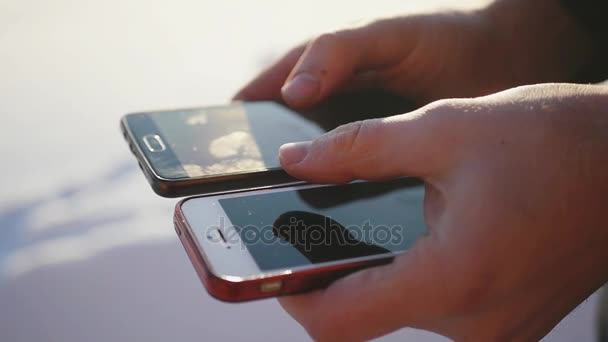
left=121, top=102, right=326, bottom=197
left=122, top=94, right=414, bottom=198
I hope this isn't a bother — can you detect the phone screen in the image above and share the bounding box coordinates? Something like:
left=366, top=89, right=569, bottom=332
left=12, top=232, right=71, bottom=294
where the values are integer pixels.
left=218, top=178, right=427, bottom=271
left=126, top=102, right=324, bottom=179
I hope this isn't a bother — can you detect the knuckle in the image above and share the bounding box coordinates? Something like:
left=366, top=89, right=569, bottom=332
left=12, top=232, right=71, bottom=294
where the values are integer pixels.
left=418, top=97, right=477, bottom=142
left=309, top=31, right=350, bottom=54
left=310, top=32, right=338, bottom=48
left=423, top=98, right=463, bottom=114
left=324, top=120, right=375, bottom=156
left=417, top=99, right=457, bottom=130
left=333, top=121, right=364, bottom=152
left=306, top=119, right=382, bottom=182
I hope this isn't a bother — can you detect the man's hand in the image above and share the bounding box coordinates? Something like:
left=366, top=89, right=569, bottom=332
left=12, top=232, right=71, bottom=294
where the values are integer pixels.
left=277, top=83, right=608, bottom=341
left=234, top=0, right=595, bottom=109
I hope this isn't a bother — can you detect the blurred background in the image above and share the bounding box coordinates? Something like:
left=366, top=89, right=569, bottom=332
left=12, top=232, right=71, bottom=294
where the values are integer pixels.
left=0, top=0, right=600, bottom=341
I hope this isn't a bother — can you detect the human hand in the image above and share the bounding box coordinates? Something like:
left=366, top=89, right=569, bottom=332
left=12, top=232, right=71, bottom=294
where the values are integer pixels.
left=234, top=0, right=595, bottom=109
left=277, top=83, right=608, bottom=341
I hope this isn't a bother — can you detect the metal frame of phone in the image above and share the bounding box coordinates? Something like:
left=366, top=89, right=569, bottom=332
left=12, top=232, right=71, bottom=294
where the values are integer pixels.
left=174, top=183, right=406, bottom=302
left=120, top=104, right=305, bottom=198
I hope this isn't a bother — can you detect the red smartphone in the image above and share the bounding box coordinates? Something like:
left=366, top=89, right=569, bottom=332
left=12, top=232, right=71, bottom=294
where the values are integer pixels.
left=173, top=177, right=426, bottom=302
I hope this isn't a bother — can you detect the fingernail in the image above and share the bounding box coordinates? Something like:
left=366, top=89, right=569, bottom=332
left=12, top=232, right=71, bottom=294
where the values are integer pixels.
left=281, top=73, right=321, bottom=105
left=279, top=142, right=311, bottom=166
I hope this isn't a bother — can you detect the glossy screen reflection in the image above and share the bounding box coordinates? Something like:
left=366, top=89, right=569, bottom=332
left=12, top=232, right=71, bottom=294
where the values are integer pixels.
left=127, top=102, right=324, bottom=179
left=219, top=178, right=427, bottom=271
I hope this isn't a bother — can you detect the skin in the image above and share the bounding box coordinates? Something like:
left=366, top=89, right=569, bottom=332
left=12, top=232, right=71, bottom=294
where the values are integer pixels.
left=234, top=0, right=608, bottom=340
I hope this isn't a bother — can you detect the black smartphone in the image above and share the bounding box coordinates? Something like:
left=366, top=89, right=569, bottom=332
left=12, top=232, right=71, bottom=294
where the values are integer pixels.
left=121, top=102, right=325, bottom=197
left=121, top=93, right=414, bottom=198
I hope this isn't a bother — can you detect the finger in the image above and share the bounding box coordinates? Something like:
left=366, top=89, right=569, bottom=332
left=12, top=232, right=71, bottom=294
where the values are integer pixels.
left=233, top=44, right=307, bottom=101
left=278, top=236, right=447, bottom=341
left=334, top=70, right=385, bottom=94
left=278, top=101, right=461, bottom=183
left=232, top=46, right=385, bottom=105
left=280, top=20, right=414, bottom=109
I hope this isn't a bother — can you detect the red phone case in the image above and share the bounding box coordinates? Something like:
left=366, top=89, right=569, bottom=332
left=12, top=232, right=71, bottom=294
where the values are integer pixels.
left=173, top=201, right=393, bottom=302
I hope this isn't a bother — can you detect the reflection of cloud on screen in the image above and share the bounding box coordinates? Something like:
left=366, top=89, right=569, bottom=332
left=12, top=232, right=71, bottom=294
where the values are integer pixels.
left=181, top=130, right=266, bottom=176
left=185, top=112, right=208, bottom=125
left=209, top=131, right=262, bottom=159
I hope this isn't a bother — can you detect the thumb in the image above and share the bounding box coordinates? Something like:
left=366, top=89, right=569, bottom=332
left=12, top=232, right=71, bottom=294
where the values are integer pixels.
left=281, top=21, right=414, bottom=109
left=279, top=103, right=456, bottom=183
left=279, top=235, right=447, bottom=341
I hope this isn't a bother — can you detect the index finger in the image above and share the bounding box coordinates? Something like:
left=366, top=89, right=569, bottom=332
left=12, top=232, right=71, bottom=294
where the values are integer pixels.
left=233, top=44, right=306, bottom=101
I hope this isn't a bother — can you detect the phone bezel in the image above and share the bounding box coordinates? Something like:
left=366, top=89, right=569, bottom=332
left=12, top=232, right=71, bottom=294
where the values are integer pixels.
left=178, top=183, right=407, bottom=280
left=120, top=104, right=306, bottom=197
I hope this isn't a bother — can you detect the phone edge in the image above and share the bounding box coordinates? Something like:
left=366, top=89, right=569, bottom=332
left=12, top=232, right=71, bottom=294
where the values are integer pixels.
left=120, top=115, right=307, bottom=198
left=173, top=199, right=394, bottom=302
